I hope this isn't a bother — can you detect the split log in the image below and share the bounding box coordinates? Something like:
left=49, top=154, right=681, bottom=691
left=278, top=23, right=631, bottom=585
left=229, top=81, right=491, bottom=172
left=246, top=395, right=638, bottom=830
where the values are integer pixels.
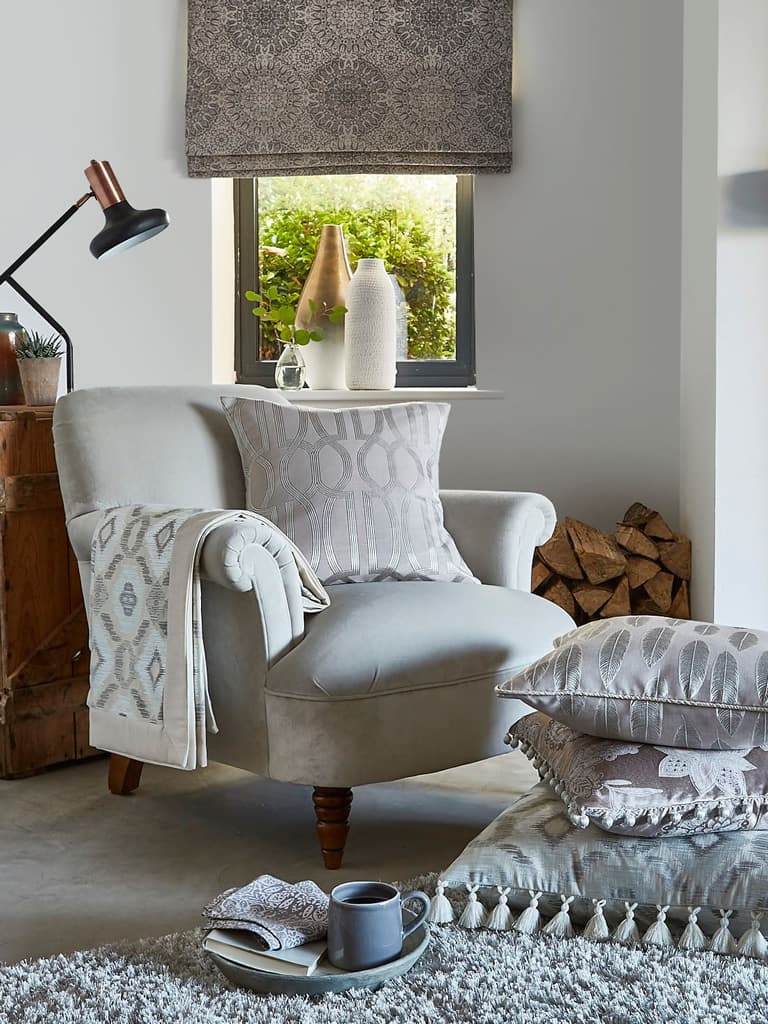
left=600, top=577, right=631, bottom=617
left=572, top=584, right=613, bottom=617
left=644, top=570, right=674, bottom=614
left=621, top=502, right=655, bottom=527
left=668, top=579, right=690, bottom=618
left=565, top=518, right=625, bottom=585
left=644, top=513, right=675, bottom=541
left=537, top=521, right=583, bottom=580
left=531, top=557, right=552, bottom=592
left=626, top=556, right=660, bottom=590
left=614, top=525, right=659, bottom=561
left=658, top=537, right=691, bottom=580
left=541, top=577, right=576, bottom=618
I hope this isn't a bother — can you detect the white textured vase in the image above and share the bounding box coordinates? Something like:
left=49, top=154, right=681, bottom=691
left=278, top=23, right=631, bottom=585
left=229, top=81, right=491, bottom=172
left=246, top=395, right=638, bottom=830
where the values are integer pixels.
left=344, top=258, right=397, bottom=390
left=301, top=330, right=345, bottom=390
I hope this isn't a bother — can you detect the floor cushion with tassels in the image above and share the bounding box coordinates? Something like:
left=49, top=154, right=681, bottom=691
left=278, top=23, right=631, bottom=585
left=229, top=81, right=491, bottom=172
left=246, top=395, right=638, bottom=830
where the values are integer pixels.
left=431, top=782, right=768, bottom=958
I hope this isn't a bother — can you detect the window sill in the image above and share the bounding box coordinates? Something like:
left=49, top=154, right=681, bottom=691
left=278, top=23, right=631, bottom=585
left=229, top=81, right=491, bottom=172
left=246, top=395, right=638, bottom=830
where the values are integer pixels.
left=282, top=387, right=502, bottom=405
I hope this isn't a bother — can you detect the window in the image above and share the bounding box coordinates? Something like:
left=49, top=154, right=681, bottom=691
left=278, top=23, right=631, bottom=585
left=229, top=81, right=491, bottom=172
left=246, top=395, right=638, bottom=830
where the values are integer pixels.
left=234, top=175, right=475, bottom=387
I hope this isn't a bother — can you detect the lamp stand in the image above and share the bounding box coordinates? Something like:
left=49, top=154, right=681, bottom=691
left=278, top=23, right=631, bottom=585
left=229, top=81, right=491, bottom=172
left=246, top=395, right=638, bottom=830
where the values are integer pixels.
left=0, top=191, right=94, bottom=394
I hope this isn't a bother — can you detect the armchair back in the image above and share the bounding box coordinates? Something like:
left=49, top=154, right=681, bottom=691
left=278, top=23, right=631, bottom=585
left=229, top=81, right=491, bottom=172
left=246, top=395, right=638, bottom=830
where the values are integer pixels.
left=53, top=385, right=287, bottom=561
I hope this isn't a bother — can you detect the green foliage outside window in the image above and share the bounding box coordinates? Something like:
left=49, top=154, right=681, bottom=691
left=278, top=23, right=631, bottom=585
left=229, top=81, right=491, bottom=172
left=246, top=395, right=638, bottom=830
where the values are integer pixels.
left=257, top=175, right=457, bottom=361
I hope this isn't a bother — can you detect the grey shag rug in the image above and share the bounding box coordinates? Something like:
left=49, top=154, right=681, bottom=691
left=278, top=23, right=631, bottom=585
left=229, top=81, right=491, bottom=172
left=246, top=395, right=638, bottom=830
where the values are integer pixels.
left=3, top=875, right=768, bottom=1024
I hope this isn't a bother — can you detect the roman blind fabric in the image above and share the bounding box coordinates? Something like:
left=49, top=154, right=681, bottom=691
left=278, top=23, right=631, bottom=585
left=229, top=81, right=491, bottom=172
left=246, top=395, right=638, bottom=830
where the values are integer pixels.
left=185, top=1, right=513, bottom=177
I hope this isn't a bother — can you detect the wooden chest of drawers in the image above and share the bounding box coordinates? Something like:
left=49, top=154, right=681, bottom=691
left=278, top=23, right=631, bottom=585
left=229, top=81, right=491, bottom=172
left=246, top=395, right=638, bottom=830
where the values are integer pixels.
left=0, top=406, right=93, bottom=778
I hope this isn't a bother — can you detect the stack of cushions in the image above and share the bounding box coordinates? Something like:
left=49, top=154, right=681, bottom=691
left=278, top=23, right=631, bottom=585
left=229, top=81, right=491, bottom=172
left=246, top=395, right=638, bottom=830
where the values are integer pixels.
left=432, top=615, right=768, bottom=958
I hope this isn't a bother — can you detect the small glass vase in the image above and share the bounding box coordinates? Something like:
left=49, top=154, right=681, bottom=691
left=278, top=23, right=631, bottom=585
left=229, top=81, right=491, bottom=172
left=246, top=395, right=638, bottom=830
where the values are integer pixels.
left=275, top=341, right=307, bottom=390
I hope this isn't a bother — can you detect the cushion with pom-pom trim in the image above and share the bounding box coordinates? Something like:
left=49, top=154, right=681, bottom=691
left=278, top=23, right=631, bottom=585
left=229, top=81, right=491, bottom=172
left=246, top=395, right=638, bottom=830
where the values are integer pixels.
left=508, top=711, right=768, bottom=838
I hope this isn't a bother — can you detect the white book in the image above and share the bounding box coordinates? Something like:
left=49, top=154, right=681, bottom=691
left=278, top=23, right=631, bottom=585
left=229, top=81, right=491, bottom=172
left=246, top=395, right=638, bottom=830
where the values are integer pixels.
left=203, top=929, right=329, bottom=977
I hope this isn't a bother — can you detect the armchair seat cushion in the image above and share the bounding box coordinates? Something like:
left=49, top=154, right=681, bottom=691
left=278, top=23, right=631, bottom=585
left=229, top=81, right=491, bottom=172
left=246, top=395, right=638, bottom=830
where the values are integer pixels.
left=266, top=582, right=574, bottom=700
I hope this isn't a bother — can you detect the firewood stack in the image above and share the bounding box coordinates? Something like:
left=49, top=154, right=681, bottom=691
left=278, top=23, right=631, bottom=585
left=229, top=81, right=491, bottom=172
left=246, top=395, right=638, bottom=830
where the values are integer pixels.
left=532, top=503, right=691, bottom=625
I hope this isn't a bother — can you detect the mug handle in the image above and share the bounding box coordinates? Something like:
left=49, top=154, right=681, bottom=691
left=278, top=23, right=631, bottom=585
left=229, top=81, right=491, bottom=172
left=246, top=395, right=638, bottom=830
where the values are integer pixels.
left=400, top=890, right=431, bottom=938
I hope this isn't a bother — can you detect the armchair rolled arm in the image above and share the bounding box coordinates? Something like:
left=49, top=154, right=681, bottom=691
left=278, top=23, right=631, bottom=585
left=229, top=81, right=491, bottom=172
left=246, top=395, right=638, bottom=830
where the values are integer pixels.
left=441, top=490, right=557, bottom=591
left=199, top=518, right=306, bottom=665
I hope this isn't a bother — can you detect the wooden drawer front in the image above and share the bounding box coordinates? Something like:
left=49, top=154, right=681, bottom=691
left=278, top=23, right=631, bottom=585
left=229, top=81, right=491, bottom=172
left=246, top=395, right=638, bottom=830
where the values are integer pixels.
left=0, top=412, right=56, bottom=476
left=1, top=507, right=88, bottom=684
left=0, top=675, right=96, bottom=778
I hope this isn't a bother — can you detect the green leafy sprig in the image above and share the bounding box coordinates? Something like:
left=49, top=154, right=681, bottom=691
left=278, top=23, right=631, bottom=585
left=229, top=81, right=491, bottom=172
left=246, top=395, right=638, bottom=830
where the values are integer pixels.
left=15, top=331, right=63, bottom=359
left=245, top=287, right=346, bottom=346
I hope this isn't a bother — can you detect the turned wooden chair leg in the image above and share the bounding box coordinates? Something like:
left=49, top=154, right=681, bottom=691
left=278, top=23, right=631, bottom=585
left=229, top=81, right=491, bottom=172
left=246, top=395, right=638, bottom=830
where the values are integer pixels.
left=108, top=754, right=144, bottom=795
left=312, top=786, right=353, bottom=870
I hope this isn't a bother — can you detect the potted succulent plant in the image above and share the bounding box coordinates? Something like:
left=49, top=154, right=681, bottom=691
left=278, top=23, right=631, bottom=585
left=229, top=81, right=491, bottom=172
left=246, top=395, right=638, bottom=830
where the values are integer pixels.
left=246, top=287, right=345, bottom=390
left=15, top=331, right=63, bottom=406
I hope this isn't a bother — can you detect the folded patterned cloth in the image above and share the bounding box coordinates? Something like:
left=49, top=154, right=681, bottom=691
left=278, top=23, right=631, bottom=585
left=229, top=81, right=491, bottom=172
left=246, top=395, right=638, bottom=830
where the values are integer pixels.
left=203, top=874, right=329, bottom=950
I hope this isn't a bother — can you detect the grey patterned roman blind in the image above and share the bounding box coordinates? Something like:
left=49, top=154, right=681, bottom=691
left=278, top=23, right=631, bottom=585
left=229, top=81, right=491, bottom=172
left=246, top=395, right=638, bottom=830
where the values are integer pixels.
left=185, top=1, right=513, bottom=177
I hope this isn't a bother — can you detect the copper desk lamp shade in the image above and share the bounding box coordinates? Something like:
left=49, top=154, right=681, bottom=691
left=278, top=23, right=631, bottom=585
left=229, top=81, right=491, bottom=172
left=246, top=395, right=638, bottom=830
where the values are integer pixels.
left=0, top=159, right=170, bottom=391
left=85, top=161, right=169, bottom=259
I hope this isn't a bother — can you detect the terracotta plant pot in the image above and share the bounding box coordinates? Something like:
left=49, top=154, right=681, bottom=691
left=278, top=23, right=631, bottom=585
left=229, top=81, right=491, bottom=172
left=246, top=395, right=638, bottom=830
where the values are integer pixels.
left=18, top=358, right=62, bottom=406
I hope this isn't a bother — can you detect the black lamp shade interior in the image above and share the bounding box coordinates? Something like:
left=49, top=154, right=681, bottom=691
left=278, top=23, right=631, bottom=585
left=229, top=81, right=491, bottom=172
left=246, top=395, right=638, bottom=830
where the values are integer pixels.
left=89, top=201, right=169, bottom=260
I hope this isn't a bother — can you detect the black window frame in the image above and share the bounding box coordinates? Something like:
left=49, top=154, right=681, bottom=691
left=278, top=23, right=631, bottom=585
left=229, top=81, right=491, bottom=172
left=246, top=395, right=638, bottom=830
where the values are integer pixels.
left=234, top=175, right=475, bottom=388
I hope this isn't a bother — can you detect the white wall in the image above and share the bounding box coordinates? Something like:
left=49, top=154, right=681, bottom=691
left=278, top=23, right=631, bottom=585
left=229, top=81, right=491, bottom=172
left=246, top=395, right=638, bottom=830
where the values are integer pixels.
left=441, top=0, right=685, bottom=531
left=6, top=1, right=687, bottom=536
left=713, top=0, right=768, bottom=627
left=679, top=0, right=719, bottom=620
left=3, top=1, right=212, bottom=389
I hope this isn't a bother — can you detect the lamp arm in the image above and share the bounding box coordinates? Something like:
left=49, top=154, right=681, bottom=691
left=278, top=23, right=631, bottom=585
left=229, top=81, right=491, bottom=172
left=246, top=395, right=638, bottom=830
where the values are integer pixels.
left=0, top=192, right=93, bottom=285
left=4, top=277, right=75, bottom=393
left=0, top=191, right=92, bottom=394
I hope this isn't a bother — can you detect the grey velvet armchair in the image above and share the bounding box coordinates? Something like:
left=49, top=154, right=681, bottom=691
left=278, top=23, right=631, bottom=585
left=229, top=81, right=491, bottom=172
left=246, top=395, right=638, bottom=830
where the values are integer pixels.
left=53, top=386, right=573, bottom=867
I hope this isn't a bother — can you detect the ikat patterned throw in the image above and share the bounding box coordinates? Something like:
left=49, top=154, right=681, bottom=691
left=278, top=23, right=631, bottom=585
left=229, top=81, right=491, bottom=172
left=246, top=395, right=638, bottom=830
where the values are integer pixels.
left=222, top=398, right=478, bottom=586
left=88, top=506, right=329, bottom=769
left=497, top=615, right=768, bottom=751
left=185, top=0, right=513, bottom=176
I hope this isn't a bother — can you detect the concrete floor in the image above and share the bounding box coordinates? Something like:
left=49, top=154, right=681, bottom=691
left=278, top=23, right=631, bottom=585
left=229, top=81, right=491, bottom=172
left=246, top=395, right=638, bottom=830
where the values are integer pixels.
left=0, top=752, right=536, bottom=964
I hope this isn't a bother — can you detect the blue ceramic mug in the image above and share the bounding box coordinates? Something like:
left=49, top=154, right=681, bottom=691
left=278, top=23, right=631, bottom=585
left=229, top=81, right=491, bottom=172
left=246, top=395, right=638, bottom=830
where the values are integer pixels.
left=327, top=881, right=431, bottom=971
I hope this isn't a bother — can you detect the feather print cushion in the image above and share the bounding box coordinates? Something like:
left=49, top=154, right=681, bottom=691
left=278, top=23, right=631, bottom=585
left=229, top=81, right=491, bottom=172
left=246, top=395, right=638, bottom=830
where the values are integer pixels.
left=496, top=616, right=768, bottom=750
left=508, top=711, right=768, bottom=837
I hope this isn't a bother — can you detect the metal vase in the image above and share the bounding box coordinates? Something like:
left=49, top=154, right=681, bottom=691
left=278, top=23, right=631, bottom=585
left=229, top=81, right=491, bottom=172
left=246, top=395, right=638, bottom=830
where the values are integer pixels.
left=296, top=225, right=351, bottom=390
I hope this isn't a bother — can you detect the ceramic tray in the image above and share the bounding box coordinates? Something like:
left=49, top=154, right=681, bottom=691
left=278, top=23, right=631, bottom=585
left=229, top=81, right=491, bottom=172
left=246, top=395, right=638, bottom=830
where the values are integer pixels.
left=207, top=922, right=430, bottom=996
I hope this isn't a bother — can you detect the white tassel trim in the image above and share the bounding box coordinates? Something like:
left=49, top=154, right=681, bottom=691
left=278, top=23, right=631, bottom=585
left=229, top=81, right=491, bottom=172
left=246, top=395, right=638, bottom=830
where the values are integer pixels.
left=506, top=731, right=768, bottom=833
left=709, top=910, right=737, bottom=955
left=583, top=899, right=609, bottom=941
left=737, top=913, right=768, bottom=959
left=487, top=887, right=514, bottom=931
left=428, top=880, right=454, bottom=925
left=457, top=884, right=487, bottom=930
left=542, top=895, right=575, bottom=938
left=443, top=881, right=768, bottom=961
left=512, top=891, right=542, bottom=935
left=612, top=902, right=640, bottom=944
left=642, top=905, right=673, bottom=947
left=678, top=906, right=706, bottom=951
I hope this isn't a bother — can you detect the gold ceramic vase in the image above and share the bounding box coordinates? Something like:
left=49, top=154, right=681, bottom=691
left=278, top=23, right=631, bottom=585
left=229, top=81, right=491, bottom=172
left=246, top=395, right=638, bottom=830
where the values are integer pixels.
left=296, top=225, right=351, bottom=390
